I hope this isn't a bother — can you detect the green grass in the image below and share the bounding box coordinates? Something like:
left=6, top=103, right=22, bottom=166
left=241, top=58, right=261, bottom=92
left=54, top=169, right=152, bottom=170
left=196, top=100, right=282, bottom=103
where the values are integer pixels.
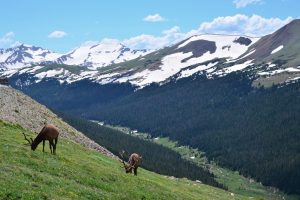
left=101, top=123, right=298, bottom=200
left=0, top=120, right=258, bottom=200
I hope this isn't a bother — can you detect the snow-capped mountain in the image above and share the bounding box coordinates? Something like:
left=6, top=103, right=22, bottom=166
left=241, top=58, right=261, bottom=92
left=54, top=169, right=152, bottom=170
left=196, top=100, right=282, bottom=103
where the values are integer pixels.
left=56, top=41, right=149, bottom=70
left=100, top=34, right=260, bottom=87
left=0, top=44, right=61, bottom=70
left=0, top=41, right=150, bottom=75
left=89, top=19, right=300, bottom=88
left=2, top=19, right=300, bottom=88
left=1, top=34, right=259, bottom=85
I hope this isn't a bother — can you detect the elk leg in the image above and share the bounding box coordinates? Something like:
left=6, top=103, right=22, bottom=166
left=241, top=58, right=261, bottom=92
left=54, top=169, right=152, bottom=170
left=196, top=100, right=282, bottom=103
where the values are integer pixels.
left=134, top=167, right=138, bottom=176
left=49, top=140, right=53, bottom=154
left=53, top=137, right=58, bottom=155
left=43, top=140, right=45, bottom=152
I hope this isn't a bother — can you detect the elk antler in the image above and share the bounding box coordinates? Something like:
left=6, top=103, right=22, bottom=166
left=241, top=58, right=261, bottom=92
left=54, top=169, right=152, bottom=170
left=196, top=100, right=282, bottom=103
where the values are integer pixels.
left=22, top=132, right=32, bottom=145
left=119, top=150, right=130, bottom=168
left=119, top=150, right=125, bottom=158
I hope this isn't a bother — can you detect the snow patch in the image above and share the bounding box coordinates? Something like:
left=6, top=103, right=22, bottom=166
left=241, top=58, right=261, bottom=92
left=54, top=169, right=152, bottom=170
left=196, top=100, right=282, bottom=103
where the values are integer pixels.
left=178, top=35, right=259, bottom=60
left=224, top=60, right=253, bottom=73
left=35, top=68, right=65, bottom=79
left=236, top=49, right=256, bottom=60
left=258, top=67, right=300, bottom=76
left=271, top=45, right=283, bottom=54
left=178, top=62, right=218, bottom=79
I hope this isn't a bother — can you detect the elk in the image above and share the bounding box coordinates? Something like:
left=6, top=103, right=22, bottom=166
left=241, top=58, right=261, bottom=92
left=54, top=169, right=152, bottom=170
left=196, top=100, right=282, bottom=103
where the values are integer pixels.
left=119, top=151, right=142, bottom=176
left=22, top=124, right=59, bottom=155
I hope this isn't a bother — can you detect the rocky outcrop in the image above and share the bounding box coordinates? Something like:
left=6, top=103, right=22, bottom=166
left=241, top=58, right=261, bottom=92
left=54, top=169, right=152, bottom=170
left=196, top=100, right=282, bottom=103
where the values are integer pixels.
left=0, top=85, right=117, bottom=159
left=0, top=77, right=8, bottom=85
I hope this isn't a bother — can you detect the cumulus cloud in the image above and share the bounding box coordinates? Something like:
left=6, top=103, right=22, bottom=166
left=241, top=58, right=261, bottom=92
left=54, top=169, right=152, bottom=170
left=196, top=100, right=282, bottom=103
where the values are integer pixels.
left=80, top=38, right=121, bottom=47
left=100, top=38, right=121, bottom=45
left=143, top=14, right=166, bottom=22
left=10, top=41, right=22, bottom=47
left=80, top=40, right=99, bottom=47
left=82, top=14, right=293, bottom=50
left=122, top=26, right=185, bottom=49
left=0, top=32, right=15, bottom=47
left=233, top=0, right=262, bottom=8
left=48, top=30, right=67, bottom=38
left=125, top=15, right=292, bottom=49
left=191, top=14, right=293, bottom=37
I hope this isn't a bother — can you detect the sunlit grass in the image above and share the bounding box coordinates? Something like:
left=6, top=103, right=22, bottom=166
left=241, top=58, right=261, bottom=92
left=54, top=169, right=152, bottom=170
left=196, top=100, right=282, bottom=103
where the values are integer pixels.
left=0, top=120, right=258, bottom=199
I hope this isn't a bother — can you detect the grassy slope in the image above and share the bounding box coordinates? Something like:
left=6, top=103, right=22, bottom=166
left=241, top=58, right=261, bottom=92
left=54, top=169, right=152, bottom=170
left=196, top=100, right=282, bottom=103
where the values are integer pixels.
left=103, top=124, right=298, bottom=200
left=0, top=120, right=254, bottom=200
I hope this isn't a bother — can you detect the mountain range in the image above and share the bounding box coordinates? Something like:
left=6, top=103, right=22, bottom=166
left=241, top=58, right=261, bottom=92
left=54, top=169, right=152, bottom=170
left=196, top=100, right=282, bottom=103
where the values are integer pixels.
left=2, top=19, right=300, bottom=196
left=0, top=41, right=150, bottom=82
left=2, top=19, right=300, bottom=88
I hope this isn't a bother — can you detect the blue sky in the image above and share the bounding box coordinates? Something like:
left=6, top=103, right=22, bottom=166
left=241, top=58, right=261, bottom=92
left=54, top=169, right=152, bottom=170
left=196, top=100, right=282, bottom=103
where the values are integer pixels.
left=0, top=0, right=299, bottom=53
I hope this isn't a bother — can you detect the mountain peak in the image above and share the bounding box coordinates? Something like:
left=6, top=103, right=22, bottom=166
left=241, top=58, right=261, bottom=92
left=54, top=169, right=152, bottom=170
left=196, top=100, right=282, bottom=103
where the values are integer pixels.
left=19, top=43, right=33, bottom=48
left=58, top=40, right=150, bottom=70
left=285, top=18, right=300, bottom=27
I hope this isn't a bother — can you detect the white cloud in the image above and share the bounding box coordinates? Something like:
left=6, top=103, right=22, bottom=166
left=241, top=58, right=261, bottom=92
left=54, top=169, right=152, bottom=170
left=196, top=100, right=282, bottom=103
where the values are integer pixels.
left=10, top=41, right=22, bottom=47
left=122, top=26, right=185, bottom=49
left=233, top=0, right=262, bottom=8
left=100, top=38, right=121, bottom=46
left=191, top=14, right=293, bottom=37
left=0, top=32, right=15, bottom=47
left=143, top=14, right=166, bottom=22
left=123, top=15, right=292, bottom=50
left=80, top=40, right=99, bottom=47
left=162, top=26, right=180, bottom=35
left=79, top=15, right=292, bottom=51
left=48, top=31, right=67, bottom=38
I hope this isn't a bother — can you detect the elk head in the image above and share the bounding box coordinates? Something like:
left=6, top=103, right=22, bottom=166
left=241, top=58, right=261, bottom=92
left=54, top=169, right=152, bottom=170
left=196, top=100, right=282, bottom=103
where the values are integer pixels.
left=119, top=150, right=133, bottom=173
left=22, top=132, right=34, bottom=149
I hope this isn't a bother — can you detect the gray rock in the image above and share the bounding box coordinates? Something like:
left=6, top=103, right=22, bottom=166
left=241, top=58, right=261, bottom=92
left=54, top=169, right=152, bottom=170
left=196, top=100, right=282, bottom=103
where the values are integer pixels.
left=0, top=86, right=117, bottom=159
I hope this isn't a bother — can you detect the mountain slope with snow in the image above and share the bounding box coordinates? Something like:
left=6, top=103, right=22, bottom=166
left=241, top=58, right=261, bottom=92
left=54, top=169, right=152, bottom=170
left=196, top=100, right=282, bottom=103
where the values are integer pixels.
left=0, top=41, right=150, bottom=77
left=0, top=44, right=61, bottom=70
left=2, top=19, right=300, bottom=88
left=0, top=34, right=260, bottom=86
left=56, top=41, right=149, bottom=70
left=91, top=34, right=259, bottom=87
left=93, top=20, right=300, bottom=88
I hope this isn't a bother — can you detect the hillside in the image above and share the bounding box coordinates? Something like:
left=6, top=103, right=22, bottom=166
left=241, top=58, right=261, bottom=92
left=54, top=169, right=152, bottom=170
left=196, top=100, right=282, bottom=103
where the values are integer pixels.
left=59, top=113, right=296, bottom=200
left=2, top=19, right=300, bottom=197
left=82, top=72, right=300, bottom=195
left=0, top=119, right=253, bottom=200
left=0, top=85, right=114, bottom=158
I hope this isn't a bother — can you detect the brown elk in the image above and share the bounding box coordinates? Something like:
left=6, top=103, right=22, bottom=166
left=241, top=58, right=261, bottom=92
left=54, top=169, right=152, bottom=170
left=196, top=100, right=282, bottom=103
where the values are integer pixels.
left=119, top=151, right=142, bottom=176
left=22, top=124, right=59, bottom=155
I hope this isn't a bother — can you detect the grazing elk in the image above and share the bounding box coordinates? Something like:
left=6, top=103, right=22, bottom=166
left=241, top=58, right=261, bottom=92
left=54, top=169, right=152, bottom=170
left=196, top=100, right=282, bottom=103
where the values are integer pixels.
left=119, top=151, right=142, bottom=176
left=22, top=124, right=59, bottom=155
